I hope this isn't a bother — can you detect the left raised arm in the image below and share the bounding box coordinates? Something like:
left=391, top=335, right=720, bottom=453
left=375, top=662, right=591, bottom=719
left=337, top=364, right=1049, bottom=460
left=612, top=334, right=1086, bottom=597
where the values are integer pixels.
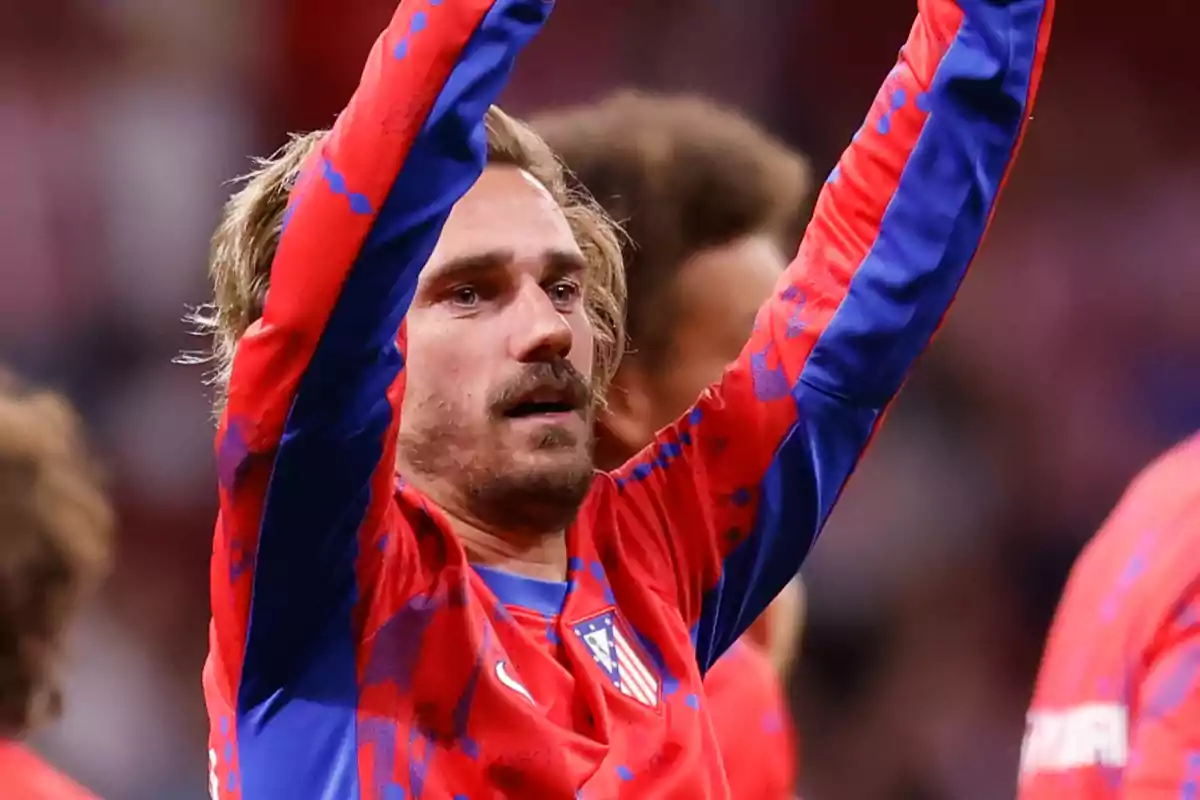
left=608, top=0, right=1054, bottom=669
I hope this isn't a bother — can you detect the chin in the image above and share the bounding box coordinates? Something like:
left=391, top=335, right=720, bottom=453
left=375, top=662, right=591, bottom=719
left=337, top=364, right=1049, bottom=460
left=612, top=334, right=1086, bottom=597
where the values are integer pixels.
left=510, top=444, right=593, bottom=481
left=468, top=449, right=595, bottom=536
left=505, top=414, right=590, bottom=457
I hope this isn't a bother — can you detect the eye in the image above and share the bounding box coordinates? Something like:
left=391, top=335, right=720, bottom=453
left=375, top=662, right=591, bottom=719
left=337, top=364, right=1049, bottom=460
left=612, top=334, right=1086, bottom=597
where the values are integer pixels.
left=449, top=285, right=480, bottom=309
left=547, top=279, right=581, bottom=309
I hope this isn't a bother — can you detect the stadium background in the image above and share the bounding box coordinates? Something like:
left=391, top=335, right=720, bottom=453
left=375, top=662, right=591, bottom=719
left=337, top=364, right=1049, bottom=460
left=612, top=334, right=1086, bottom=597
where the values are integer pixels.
left=2, top=1, right=1197, bottom=797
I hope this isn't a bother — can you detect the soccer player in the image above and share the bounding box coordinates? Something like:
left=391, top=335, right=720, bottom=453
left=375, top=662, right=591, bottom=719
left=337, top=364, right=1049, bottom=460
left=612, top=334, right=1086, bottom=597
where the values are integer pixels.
left=0, top=373, right=112, bottom=799
left=1018, top=431, right=1200, bottom=798
left=533, top=92, right=813, bottom=798
left=198, top=0, right=1053, bottom=796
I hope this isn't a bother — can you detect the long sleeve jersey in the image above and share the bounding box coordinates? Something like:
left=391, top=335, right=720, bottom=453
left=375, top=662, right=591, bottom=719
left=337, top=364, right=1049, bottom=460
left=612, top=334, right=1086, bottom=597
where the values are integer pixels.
left=203, top=0, right=1054, bottom=796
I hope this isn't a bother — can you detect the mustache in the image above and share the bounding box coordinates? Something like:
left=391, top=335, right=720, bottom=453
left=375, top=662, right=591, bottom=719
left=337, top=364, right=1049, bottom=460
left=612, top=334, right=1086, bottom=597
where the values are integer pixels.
left=488, top=360, right=593, bottom=418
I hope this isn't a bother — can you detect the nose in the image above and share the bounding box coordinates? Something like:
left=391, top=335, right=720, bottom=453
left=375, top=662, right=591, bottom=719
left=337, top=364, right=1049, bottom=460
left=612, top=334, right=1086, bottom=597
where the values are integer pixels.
left=508, top=279, right=573, bottom=363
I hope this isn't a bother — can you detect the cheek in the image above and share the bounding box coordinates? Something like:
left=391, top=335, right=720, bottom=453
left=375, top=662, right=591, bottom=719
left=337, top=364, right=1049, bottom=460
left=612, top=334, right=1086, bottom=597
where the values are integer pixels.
left=402, top=317, right=487, bottom=413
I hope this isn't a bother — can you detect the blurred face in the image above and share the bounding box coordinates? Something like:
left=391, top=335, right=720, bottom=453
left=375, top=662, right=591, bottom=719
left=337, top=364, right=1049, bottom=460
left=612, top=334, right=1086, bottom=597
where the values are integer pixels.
left=398, top=166, right=596, bottom=536
left=598, top=234, right=786, bottom=463
left=650, top=234, right=786, bottom=430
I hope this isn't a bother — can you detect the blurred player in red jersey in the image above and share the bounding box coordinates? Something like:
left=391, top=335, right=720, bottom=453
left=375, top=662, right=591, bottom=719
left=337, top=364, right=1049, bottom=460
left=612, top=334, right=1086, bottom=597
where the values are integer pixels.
left=195, top=0, right=1052, bottom=795
left=533, top=92, right=812, bottom=797
left=1019, top=431, right=1200, bottom=799
left=0, top=373, right=111, bottom=799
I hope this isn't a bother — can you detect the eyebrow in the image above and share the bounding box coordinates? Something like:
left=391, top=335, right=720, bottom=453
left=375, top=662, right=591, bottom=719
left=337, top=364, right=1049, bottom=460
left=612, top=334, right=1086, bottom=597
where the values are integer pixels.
left=422, top=248, right=588, bottom=287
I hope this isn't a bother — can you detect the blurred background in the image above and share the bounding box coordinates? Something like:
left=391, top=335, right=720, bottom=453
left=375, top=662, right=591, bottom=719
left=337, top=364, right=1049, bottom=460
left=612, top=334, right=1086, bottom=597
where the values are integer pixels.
left=3, top=1, right=1198, bottom=798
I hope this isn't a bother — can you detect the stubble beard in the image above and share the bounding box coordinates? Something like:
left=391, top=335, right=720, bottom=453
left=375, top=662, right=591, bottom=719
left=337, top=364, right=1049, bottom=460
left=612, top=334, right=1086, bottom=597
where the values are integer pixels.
left=397, top=413, right=596, bottom=538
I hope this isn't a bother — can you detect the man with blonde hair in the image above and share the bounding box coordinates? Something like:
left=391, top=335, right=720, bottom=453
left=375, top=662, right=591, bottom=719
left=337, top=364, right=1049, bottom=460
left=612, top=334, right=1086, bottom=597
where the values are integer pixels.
left=198, top=0, right=1053, bottom=796
left=0, top=373, right=112, bottom=799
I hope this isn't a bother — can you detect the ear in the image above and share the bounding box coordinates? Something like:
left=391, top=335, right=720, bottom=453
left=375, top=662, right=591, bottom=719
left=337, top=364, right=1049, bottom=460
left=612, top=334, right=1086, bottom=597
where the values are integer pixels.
left=594, top=364, right=657, bottom=470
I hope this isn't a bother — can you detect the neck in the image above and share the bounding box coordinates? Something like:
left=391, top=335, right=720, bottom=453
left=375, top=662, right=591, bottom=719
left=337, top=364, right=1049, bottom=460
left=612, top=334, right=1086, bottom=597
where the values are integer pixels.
left=411, top=478, right=570, bottom=582
left=452, top=514, right=568, bottom=581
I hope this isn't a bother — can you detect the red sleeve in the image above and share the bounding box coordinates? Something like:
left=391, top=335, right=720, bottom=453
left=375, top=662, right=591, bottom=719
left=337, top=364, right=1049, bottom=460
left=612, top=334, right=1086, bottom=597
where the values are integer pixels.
left=205, top=2, right=551, bottom=796
left=1121, top=593, right=1200, bottom=798
left=607, top=0, right=1055, bottom=668
left=1017, top=434, right=1200, bottom=800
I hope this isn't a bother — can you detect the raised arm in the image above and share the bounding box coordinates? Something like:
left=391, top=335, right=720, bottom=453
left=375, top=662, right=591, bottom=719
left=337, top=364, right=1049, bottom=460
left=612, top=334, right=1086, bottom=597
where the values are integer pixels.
left=206, top=0, right=550, bottom=778
left=608, top=0, right=1054, bottom=669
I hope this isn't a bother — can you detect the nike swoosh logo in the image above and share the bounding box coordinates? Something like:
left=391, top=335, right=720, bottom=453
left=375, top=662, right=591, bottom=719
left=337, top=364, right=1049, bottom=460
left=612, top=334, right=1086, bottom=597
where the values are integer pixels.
left=495, top=660, right=535, bottom=705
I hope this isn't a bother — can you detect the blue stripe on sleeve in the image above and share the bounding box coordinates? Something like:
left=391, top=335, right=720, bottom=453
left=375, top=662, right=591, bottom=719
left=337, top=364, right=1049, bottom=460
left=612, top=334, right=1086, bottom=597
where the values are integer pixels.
left=235, top=2, right=552, bottom=795
left=694, top=0, right=1046, bottom=671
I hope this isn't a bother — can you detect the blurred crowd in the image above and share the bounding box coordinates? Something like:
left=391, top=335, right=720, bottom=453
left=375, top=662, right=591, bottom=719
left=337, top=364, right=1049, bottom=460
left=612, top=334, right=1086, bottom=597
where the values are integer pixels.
left=1, top=1, right=1198, bottom=798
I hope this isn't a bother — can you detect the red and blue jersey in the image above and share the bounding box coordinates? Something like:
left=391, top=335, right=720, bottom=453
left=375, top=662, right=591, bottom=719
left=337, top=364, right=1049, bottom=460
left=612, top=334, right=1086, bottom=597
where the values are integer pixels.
left=704, top=640, right=797, bottom=799
left=202, top=0, right=1053, bottom=796
left=1019, top=432, right=1200, bottom=799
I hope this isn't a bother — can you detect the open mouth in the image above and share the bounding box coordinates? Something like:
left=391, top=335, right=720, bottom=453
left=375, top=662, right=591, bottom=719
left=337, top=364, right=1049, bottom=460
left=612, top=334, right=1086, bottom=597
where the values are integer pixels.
left=501, top=385, right=581, bottom=419
left=503, top=399, right=578, bottom=418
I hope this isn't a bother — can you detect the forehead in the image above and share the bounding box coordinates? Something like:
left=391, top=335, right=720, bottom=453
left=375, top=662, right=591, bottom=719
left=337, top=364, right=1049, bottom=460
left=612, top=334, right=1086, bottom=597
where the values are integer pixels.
left=423, top=165, right=581, bottom=275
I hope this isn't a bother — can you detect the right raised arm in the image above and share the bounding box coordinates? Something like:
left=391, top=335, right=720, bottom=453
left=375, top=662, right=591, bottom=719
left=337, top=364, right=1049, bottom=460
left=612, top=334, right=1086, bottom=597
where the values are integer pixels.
left=207, top=0, right=551, bottom=769
left=607, top=0, right=1052, bottom=669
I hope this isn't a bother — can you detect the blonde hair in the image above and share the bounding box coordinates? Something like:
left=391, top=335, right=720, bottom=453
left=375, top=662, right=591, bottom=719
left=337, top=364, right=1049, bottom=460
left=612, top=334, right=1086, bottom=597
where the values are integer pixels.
left=188, top=107, right=627, bottom=415
left=0, top=372, right=112, bottom=736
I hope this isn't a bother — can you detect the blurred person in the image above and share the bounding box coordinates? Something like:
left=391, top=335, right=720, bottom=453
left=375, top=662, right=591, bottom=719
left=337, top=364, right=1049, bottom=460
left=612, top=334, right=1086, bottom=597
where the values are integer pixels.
left=0, top=373, right=112, bottom=799
left=533, top=92, right=812, bottom=798
left=1019, top=431, right=1200, bottom=798
left=194, top=0, right=1051, bottom=796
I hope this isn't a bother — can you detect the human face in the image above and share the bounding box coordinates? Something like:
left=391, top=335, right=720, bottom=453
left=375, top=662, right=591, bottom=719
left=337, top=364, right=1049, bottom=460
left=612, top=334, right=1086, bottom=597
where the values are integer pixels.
left=398, top=166, right=596, bottom=536
left=597, top=234, right=786, bottom=465
left=649, top=234, right=786, bottom=431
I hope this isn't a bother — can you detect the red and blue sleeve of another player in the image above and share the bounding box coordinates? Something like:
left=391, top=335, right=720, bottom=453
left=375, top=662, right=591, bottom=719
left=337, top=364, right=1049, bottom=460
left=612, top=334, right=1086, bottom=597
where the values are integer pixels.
left=204, top=2, right=549, bottom=797
left=1116, top=439, right=1200, bottom=796
left=1124, top=594, right=1200, bottom=797
left=1109, top=444, right=1200, bottom=797
left=608, top=0, right=1055, bottom=671
left=1020, top=433, right=1200, bottom=798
